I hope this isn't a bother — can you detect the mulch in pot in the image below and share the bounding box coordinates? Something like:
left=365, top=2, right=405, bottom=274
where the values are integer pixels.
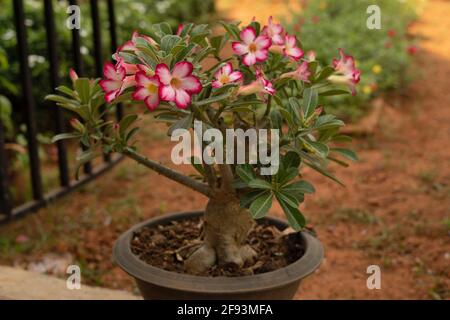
left=130, top=217, right=307, bottom=277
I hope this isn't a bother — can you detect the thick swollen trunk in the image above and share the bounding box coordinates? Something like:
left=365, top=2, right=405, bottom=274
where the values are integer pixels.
left=185, top=194, right=256, bottom=274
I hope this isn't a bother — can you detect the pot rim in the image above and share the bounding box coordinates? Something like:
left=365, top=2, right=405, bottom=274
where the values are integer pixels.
left=113, top=211, right=323, bottom=294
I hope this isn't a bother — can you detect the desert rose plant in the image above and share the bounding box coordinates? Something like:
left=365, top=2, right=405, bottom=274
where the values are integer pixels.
left=46, top=18, right=360, bottom=274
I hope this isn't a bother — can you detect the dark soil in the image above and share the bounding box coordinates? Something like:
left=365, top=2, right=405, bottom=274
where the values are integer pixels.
left=130, top=217, right=306, bottom=277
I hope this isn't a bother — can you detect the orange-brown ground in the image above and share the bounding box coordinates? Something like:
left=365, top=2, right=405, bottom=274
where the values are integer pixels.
left=0, top=0, right=449, bottom=299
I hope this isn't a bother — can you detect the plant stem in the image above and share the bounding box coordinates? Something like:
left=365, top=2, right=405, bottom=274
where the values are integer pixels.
left=122, top=147, right=212, bottom=197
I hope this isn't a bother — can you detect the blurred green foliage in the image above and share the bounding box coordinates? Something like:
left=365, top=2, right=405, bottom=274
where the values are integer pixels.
left=0, top=0, right=215, bottom=134
left=285, top=0, right=422, bottom=120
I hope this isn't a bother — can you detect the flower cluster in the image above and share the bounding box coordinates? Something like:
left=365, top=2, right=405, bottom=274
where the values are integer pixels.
left=98, top=17, right=361, bottom=110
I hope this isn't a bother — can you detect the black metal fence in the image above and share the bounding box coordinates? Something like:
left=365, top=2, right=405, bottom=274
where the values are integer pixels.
left=0, top=0, right=123, bottom=223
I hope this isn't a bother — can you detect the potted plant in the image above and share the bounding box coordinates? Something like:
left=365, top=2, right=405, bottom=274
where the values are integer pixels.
left=46, top=18, right=360, bottom=299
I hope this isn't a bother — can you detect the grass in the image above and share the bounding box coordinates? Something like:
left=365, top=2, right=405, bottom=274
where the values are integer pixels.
left=332, top=207, right=379, bottom=225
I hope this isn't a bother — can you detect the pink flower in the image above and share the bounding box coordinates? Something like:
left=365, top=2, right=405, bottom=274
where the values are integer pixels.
left=387, top=29, right=397, bottom=38
left=238, top=70, right=275, bottom=96
left=283, top=35, right=303, bottom=60
left=132, top=72, right=161, bottom=111
left=407, top=45, right=418, bottom=55
left=176, top=23, right=184, bottom=36
left=307, top=50, right=316, bottom=61
left=281, top=61, right=311, bottom=82
left=212, top=63, right=243, bottom=88
left=156, top=61, right=202, bottom=109
left=114, top=55, right=138, bottom=75
left=261, top=16, right=284, bottom=45
left=69, top=69, right=78, bottom=83
left=99, top=62, right=136, bottom=103
left=329, top=49, right=361, bottom=95
left=232, top=27, right=271, bottom=66
left=118, top=31, right=157, bottom=53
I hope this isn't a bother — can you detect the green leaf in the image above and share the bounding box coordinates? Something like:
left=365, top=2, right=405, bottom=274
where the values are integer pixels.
left=51, top=132, right=81, bottom=143
left=192, top=92, right=231, bottom=107
left=248, top=179, right=272, bottom=190
left=236, top=164, right=255, bottom=183
left=278, top=167, right=299, bottom=185
left=315, top=66, right=335, bottom=82
left=275, top=191, right=299, bottom=208
left=249, top=191, right=273, bottom=219
left=119, top=114, right=138, bottom=136
left=283, top=180, right=315, bottom=194
left=319, top=89, right=350, bottom=96
left=302, top=139, right=329, bottom=158
left=331, top=148, right=358, bottom=161
left=160, top=35, right=182, bottom=52
left=240, top=190, right=266, bottom=208
left=74, top=78, right=90, bottom=104
left=282, top=151, right=301, bottom=169
left=277, top=195, right=306, bottom=230
left=125, top=127, right=140, bottom=142
left=287, top=97, right=301, bottom=122
left=302, top=87, right=318, bottom=119
left=167, top=113, right=194, bottom=136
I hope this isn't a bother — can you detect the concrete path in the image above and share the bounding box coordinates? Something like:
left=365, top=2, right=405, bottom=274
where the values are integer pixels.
left=0, top=265, right=140, bottom=300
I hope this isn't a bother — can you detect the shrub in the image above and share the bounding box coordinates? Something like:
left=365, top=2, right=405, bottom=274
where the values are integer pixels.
left=284, top=0, right=422, bottom=120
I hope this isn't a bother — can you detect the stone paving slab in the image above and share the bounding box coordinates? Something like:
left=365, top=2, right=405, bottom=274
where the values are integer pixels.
left=0, top=265, right=140, bottom=300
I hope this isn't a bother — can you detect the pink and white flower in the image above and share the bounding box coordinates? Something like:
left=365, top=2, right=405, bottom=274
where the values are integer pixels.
left=261, top=16, right=284, bottom=45
left=118, top=31, right=157, bottom=53
left=156, top=61, right=202, bottom=109
left=238, top=70, right=275, bottom=96
left=232, top=27, right=271, bottom=66
left=212, top=63, right=243, bottom=88
left=99, top=62, right=136, bottom=103
left=132, top=72, right=161, bottom=111
left=281, top=61, right=311, bottom=82
left=283, top=35, right=303, bottom=60
left=329, top=49, right=361, bottom=95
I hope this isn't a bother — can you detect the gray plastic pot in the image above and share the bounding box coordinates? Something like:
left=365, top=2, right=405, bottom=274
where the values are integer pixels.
left=113, top=211, right=323, bottom=300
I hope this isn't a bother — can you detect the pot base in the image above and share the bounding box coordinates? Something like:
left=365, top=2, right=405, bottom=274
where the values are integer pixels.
left=113, top=211, right=323, bottom=300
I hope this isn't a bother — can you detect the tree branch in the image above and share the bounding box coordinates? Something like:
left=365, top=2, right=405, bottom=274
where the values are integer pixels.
left=122, top=147, right=212, bottom=197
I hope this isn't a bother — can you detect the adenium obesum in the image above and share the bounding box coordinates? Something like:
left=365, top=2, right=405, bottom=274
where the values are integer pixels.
left=48, top=17, right=360, bottom=274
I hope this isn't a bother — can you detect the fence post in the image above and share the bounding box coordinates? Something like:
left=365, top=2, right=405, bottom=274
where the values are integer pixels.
left=107, top=0, right=123, bottom=120
left=68, top=0, right=92, bottom=174
left=0, top=120, right=12, bottom=219
left=13, top=0, right=43, bottom=201
left=44, top=0, right=70, bottom=187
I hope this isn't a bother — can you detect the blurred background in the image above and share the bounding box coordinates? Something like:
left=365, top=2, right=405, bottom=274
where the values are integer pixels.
left=0, top=0, right=448, bottom=299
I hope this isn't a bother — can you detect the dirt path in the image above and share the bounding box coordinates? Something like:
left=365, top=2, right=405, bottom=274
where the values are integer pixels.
left=0, top=0, right=448, bottom=299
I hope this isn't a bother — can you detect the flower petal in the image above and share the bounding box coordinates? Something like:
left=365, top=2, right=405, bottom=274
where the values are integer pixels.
left=255, top=49, right=269, bottom=62
left=132, top=86, right=150, bottom=100
left=155, top=63, right=172, bottom=84
left=232, top=42, right=248, bottom=55
left=222, top=63, right=232, bottom=75
left=181, top=75, right=202, bottom=94
left=228, top=71, right=243, bottom=82
left=286, top=47, right=304, bottom=60
left=212, top=80, right=223, bottom=88
left=99, top=79, right=121, bottom=92
left=105, top=90, right=119, bottom=103
left=159, top=85, right=175, bottom=101
left=174, top=89, right=191, bottom=109
left=172, top=61, right=193, bottom=79
left=255, top=36, right=271, bottom=49
left=103, top=62, right=124, bottom=81
left=144, top=94, right=160, bottom=110
left=135, top=72, right=152, bottom=86
left=243, top=53, right=257, bottom=66
left=240, top=27, right=256, bottom=44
